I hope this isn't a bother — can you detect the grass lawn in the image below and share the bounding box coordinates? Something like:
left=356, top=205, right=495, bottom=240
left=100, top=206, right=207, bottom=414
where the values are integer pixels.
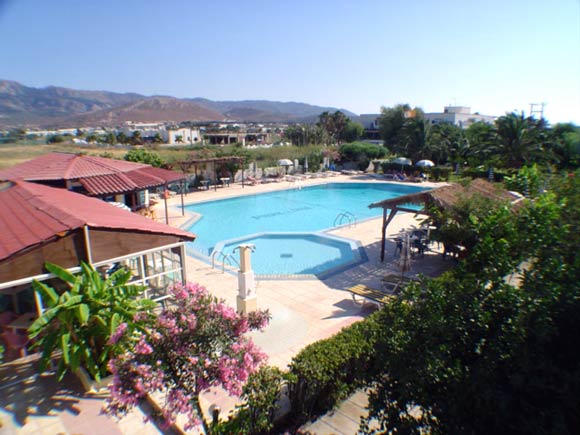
left=0, top=142, right=328, bottom=171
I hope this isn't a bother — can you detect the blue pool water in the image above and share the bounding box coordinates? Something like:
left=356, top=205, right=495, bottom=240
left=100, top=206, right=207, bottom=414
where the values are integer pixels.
left=216, top=233, right=361, bottom=276
left=185, top=182, right=427, bottom=275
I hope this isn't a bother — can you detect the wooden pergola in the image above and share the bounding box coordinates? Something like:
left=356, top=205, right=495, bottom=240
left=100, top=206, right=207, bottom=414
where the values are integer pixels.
left=368, top=179, right=521, bottom=261
left=167, top=156, right=246, bottom=190
left=163, top=156, right=246, bottom=218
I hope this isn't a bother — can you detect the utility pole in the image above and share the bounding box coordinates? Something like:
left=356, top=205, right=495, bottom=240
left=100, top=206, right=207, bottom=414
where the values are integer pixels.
left=529, top=103, right=546, bottom=119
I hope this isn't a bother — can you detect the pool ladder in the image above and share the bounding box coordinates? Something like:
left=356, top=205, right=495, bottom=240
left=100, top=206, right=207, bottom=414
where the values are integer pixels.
left=211, top=250, right=240, bottom=273
left=334, top=211, right=357, bottom=228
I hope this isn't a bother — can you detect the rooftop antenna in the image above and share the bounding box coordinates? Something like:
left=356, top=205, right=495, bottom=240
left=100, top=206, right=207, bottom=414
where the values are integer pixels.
left=529, top=103, right=546, bottom=119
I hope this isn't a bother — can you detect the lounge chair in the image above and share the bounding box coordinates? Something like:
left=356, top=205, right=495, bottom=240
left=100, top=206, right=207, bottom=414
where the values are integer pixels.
left=245, top=175, right=261, bottom=186
left=347, top=284, right=395, bottom=307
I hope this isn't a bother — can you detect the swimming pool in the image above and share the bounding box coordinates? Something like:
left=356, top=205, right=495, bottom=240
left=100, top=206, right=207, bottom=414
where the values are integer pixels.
left=184, top=182, right=428, bottom=276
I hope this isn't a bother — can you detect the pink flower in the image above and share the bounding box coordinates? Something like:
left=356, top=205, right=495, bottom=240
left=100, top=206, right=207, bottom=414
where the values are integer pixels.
left=107, top=323, right=128, bottom=345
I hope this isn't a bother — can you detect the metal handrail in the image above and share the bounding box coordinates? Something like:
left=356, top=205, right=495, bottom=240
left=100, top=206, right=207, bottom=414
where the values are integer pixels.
left=333, top=211, right=357, bottom=228
left=211, top=250, right=240, bottom=273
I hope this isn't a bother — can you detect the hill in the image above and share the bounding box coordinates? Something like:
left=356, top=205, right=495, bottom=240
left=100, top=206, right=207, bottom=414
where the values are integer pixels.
left=0, top=80, right=357, bottom=127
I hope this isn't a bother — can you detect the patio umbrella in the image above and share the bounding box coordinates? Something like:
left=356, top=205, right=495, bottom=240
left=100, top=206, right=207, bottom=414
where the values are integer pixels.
left=416, top=159, right=435, bottom=168
left=392, top=157, right=412, bottom=172
left=398, top=233, right=412, bottom=280
left=304, top=156, right=309, bottom=172
left=278, top=158, right=293, bottom=174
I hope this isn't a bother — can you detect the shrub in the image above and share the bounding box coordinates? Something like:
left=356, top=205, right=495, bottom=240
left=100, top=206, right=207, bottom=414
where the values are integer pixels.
left=214, top=366, right=288, bottom=435
left=287, top=315, right=379, bottom=420
left=124, top=148, right=164, bottom=167
left=430, top=166, right=452, bottom=181
left=503, top=164, right=544, bottom=197
left=339, top=142, right=387, bottom=171
left=29, top=262, right=155, bottom=380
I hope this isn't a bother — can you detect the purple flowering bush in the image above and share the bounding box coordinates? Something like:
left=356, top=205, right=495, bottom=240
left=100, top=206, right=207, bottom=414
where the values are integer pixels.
left=104, top=282, right=270, bottom=432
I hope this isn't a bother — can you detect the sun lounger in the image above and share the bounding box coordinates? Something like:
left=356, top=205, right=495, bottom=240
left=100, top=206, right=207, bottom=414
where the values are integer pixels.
left=347, top=284, right=395, bottom=307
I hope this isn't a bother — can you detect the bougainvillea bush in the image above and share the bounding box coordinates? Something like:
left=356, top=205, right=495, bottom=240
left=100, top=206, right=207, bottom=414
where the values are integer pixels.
left=104, top=282, right=270, bottom=432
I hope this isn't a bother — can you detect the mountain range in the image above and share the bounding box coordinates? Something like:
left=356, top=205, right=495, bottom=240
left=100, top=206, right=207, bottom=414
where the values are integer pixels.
left=0, top=80, right=357, bottom=128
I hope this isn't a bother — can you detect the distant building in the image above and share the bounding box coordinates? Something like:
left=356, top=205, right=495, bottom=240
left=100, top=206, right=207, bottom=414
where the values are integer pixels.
left=360, top=114, right=381, bottom=140
left=167, top=127, right=202, bottom=145
left=423, top=106, right=495, bottom=128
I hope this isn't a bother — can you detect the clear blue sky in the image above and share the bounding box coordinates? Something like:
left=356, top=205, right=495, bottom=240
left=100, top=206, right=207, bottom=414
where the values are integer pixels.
left=1, top=0, right=579, bottom=124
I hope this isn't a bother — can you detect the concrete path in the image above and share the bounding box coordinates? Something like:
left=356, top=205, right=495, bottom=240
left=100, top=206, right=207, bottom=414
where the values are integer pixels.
left=300, top=390, right=369, bottom=435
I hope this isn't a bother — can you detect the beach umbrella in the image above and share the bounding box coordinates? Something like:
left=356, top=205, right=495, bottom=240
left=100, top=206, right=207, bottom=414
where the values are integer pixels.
left=398, top=233, right=412, bottom=279
left=416, top=159, right=435, bottom=168
left=392, top=157, right=412, bottom=166
left=277, top=158, right=293, bottom=175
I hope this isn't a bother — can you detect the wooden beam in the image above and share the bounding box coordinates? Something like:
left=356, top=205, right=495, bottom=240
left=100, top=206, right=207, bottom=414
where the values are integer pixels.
left=180, top=180, right=185, bottom=216
left=380, top=207, right=399, bottom=262
left=164, top=184, right=169, bottom=224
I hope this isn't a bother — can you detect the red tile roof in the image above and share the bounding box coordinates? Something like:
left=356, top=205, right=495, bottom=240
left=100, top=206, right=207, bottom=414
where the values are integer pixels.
left=0, top=153, right=185, bottom=196
left=0, top=180, right=195, bottom=262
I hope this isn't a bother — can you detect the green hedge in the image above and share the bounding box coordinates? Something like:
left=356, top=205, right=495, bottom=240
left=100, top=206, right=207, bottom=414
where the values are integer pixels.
left=461, top=167, right=513, bottom=182
left=286, top=314, right=379, bottom=420
left=339, top=142, right=387, bottom=171
left=430, top=166, right=452, bottom=181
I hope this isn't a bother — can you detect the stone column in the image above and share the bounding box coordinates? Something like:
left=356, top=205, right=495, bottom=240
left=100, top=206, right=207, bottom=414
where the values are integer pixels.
left=236, top=244, right=257, bottom=314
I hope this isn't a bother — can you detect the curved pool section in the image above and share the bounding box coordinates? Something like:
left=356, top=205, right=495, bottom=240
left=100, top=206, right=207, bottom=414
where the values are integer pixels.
left=214, top=233, right=366, bottom=278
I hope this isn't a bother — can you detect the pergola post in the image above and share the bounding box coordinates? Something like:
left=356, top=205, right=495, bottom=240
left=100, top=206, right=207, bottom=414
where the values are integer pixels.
left=380, top=207, right=398, bottom=262
left=180, top=180, right=185, bottom=216
left=164, top=184, right=169, bottom=224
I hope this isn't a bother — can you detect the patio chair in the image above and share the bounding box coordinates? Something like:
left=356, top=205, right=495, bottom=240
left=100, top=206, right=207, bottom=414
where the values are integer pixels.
left=0, top=311, right=18, bottom=331
left=1, top=331, right=30, bottom=358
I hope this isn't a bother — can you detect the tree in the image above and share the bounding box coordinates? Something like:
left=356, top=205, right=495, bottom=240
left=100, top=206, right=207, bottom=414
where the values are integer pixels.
left=318, top=111, right=349, bottom=145
left=116, top=132, right=128, bottom=145
left=397, top=116, right=431, bottom=161
left=340, top=122, right=365, bottom=143
left=46, top=134, right=66, bottom=144
left=377, top=104, right=411, bottom=151
left=124, top=149, right=163, bottom=167
left=29, top=262, right=155, bottom=381
left=153, top=133, right=164, bottom=144
left=175, top=135, right=184, bottom=144
left=104, top=131, right=117, bottom=145
left=131, top=130, right=143, bottom=146
left=493, top=112, right=548, bottom=168
left=363, top=174, right=580, bottom=434
left=104, top=282, right=270, bottom=432
left=551, top=123, right=580, bottom=169
left=426, top=122, right=464, bottom=165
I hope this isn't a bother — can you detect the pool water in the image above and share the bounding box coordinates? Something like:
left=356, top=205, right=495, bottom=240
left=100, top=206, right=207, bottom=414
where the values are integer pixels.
left=185, top=182, right=427, bottom=275
left=216, top=233, right=362, bottom=277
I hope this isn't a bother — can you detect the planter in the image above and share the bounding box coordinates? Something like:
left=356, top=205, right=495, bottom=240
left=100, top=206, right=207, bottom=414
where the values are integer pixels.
left=75, top=367, right=113, bottom=396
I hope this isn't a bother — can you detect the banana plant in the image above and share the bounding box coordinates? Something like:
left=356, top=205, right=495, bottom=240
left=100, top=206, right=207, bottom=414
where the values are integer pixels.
left=29, top=262, right=156, bottom=381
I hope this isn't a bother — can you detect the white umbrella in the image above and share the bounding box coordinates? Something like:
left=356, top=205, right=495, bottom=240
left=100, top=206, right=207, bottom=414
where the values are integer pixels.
left=304, top=156, right=309, bottom=172
left=392, top=157, right=412, bottom=166
left=416, top=159, right=435, bottom=168
left=277, top=159, right=293, bottom=166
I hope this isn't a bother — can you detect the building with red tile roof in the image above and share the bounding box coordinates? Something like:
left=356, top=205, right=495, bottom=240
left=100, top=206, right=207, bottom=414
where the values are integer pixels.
left=0, top=180, right=196, bottom=314
left=0, top=152, right=185, bottom=210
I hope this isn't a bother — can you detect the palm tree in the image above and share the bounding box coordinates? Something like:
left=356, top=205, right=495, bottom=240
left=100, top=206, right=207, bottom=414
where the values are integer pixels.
left=494, top=112, right=547, bottom=168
